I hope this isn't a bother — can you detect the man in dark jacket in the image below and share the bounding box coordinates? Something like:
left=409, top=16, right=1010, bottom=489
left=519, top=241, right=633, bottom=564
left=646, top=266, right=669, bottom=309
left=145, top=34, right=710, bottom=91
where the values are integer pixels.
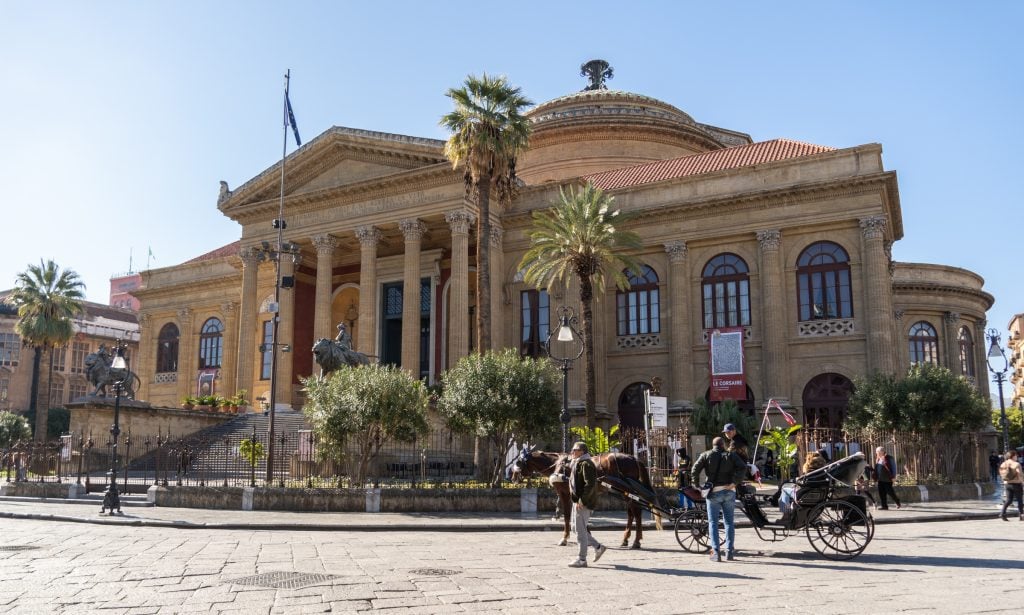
left=692, top=437, right=746, bottom=561
left=567, top=442, right=608, bottom=568
left=722, top=423, right=750, bottom=463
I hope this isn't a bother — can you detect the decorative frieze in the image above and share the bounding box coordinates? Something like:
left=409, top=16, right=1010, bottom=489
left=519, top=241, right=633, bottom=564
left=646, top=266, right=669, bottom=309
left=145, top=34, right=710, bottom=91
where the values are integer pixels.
left=615, top=334, right=662, bottom=350
left=797, top=318, right=856, bottom=337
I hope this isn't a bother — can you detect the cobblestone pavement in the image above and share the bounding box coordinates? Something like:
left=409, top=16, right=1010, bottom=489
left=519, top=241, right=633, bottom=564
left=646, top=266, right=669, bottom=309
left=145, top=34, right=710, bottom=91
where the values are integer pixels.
left=0, top=512, right=1021, bottom=614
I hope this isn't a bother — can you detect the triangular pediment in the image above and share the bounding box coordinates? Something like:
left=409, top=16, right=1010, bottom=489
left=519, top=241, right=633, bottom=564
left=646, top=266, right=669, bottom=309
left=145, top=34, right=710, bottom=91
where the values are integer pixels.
left=218, top=127, right=448, bottom=216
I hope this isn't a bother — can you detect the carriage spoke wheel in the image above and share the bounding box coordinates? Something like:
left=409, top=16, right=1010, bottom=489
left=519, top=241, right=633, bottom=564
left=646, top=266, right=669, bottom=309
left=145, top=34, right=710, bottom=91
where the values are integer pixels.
left=805, top=500, right=873, bottom=560
left=674, top=509, right=710, bottom=554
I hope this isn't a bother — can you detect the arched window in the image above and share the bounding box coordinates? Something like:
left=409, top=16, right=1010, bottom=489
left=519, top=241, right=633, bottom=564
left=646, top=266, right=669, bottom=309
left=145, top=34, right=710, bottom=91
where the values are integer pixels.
left=198, top=318, right=224, bottom=369
left=156, top=323, right=180, bottom=373
left=702, top=253, right=751, bottom=329
left=796, top=242, right=852, bottom=321
left=616, top=265, right=660, bottom=336
left=958, top=326, right=975, bottom=377
left=909, top=321, right=938, bottom=365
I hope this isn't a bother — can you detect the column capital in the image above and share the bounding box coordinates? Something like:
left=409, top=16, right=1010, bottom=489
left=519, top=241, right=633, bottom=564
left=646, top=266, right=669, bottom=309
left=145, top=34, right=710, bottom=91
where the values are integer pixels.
left=489, top=226, right=503, bottom=247
left=944, top=311, right=961, bottom=324
left=221, top=301, right=237, bottom=315
left=177, top=307, right=193, bottom=324
left=399, top=218, right=427, bottom=241
left=312, top=234, right=339, bottom=255
left=664, top=240, right=687, bottom=264
left=894, top=309, right=905, bottom=321
left=355, top=226, right=382, bottom=246
left=859, top=216, right=887, bottom=240
left=239, top=246, right=262, bottom=266
left=757, top=229, right=781, bottom=251
left=445, top=210, right=476, bottom=234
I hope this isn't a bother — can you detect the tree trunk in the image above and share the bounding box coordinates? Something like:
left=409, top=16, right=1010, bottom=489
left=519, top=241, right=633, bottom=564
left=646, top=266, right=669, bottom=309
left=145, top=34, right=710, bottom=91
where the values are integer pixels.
left=475, top=174, right=492, bottom=353
left=34, top=347, right=52, bottom=441
left=580, top=278, right=596, bottom=427
left=29, top=347, right=41, bottom=413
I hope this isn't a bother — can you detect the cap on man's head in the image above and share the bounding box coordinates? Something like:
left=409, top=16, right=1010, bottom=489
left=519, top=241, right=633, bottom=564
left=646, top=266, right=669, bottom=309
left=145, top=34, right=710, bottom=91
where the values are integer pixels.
left=571, top=441, right=588, bottom=453
left=722, top=423, right=736, bottom=433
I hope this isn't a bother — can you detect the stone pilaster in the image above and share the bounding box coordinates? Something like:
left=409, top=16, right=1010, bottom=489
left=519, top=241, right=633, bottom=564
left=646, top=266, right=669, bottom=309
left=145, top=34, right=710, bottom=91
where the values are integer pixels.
left=312, top=234, right=338, bottom=340
left=176, top=308, right=194, bottom=403
left=943, top=311, right=961, bottom=371
left=276, top=253, right=299, bottom=409
left=975, top=319, right=990, bottom=398
left=446, top=211, right=474, bottom=367
left=664, top=240, right=691, bottom=406
left=893, top=309, right=908, bottom=375
left=356, top=226, right=382, bottom=356
left=757, top=230, right=787, bottom=399
left=220, top=301, right=238, bottom=397
left=136, top=312, right=152, bottom=401
left=860, top=217, right=897, bottom=375
left=236, top=247, right=261, bottom=397
left=400, top=218, right=426, bottom=375
left=489, top=225, right=504, bottom=349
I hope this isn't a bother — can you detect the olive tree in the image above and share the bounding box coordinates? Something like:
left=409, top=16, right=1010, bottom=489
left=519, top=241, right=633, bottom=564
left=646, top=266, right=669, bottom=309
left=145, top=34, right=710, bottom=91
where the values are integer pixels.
left=302, top=364, right=429, bottom=486
left=0, top=411, right=32, bottom=448
left=437, top=349, right=562, bottom=486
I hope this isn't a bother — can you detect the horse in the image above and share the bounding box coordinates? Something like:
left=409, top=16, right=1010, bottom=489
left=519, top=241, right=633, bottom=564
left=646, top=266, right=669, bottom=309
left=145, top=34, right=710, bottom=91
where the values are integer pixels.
left=512, top=449, right=663, bottom=549
left=84, top=352, right=139, bottom=398
left=312, top=338, right=370, bottom=375
left=511, top=449, right=573, bottom=546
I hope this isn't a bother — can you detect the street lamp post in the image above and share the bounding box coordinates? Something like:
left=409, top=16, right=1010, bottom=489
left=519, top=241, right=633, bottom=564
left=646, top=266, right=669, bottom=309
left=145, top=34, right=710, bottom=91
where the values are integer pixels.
left=546, top=306, right=585, bottom=453
left=987, top=328, right=1010, bottom=453
left=100, top=341, right=129, bottom=515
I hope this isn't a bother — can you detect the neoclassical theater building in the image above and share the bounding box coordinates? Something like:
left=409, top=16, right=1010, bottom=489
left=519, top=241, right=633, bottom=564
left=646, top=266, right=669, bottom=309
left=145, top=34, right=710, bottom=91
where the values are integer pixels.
left=132, top=70, right=994, bottom=430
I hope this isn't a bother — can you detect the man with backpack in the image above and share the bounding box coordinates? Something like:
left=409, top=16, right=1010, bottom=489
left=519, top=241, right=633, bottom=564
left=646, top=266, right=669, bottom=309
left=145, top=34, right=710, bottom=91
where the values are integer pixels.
left=999, top=449, right=1023, bottom=521
left=692, top=437, right=746, bottom=562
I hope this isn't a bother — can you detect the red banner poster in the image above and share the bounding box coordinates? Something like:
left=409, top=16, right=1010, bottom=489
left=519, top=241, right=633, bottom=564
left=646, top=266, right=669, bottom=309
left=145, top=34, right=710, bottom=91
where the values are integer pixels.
left=709, top=327, right=746, bottom=401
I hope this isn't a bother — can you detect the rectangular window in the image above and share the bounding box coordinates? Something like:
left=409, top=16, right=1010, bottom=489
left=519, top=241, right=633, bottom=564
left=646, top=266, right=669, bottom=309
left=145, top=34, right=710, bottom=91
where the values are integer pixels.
left=69, top=381, right=86, bottom=401
left=51, top=381, right=65, bottom=406
left=71, top=342, right=89, bottom=374
left=520, top=289, right=549, bottom=358
left=0, top=333, right=20, bottom=367
left=260, top=320, right=273, bottom=380
left=53, top=346, right=67, bottom=372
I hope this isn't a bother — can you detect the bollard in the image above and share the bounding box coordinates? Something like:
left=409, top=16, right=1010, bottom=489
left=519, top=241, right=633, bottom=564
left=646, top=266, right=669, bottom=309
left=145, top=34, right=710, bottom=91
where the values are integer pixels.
left=520, top=488, right=538, bottom=514
left=365, top=487, right=381, bottom=513
left=242, top=487, right=255, bottom=511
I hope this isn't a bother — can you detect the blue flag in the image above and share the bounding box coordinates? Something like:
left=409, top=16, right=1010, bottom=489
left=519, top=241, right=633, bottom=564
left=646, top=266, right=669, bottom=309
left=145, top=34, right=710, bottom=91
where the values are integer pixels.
left=286, top=91, right=301, bottom=146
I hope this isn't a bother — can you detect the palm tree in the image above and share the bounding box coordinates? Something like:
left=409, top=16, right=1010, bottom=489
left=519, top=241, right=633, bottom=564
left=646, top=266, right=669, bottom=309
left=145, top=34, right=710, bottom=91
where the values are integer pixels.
left=518, top=182, right=643, bottom=426
left=440, top=74, right=532, bottom=352
left=9, top=260, right=84, bottom=440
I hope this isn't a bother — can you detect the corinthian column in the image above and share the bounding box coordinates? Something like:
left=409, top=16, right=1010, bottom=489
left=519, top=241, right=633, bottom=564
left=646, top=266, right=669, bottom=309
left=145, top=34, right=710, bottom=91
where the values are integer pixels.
left=312, top=234, right=338, bottom=341
left=236, top=247, right=260, bottom=397
left=356, top=226, right=382, bottom=356
left=757, top=230, right=787, bottom=400
left=220, top=301, right=238, bottom=396
left=943, top=311, right=961, bottom=371
left=400, top=218, right=426, bottom=375
left=446, top=211, right=474, bottom=367
left=860, top=216, right=896, bottom=374
left=136, top=313, right=152, bottom=401
left=490, top=225, right=504, bottom=349
left=664, top=240, right=691, bottom=406
left=176, top=308, right=194, bottom=403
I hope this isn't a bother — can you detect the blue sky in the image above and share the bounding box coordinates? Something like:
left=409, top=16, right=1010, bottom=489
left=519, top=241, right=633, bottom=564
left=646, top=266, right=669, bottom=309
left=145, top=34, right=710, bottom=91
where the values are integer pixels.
left=2, top=2, right=1021, bottom=396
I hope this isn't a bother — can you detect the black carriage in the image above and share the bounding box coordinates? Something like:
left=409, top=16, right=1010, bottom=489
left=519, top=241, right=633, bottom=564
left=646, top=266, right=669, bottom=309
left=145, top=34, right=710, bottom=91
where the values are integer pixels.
left=601, top=451, right=875, bottom=560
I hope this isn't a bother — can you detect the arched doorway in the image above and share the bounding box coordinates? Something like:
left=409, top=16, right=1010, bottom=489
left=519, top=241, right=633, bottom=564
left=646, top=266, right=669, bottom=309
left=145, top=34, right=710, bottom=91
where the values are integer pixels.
left=617, top=382, right=652, bottom=430
left=802, top=373, right=854, bottom=430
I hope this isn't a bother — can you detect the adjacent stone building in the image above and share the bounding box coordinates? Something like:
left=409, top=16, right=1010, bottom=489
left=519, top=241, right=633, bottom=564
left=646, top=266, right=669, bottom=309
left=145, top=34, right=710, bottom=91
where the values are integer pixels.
left=1008, top=313, right=1023, bottom=408
left=131, top=70, right=994, bottom=430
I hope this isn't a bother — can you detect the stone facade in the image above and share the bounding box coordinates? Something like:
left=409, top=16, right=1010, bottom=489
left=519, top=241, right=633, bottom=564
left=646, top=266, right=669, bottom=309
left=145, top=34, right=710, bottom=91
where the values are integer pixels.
left=129, top=79, right=994, bottom=430
left=1008, top=313, right=1023, bottom=407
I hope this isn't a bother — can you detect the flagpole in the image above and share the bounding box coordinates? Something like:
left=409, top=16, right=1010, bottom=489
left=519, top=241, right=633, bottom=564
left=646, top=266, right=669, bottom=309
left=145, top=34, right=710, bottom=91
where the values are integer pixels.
left=266, top=69, right=292, bottom=484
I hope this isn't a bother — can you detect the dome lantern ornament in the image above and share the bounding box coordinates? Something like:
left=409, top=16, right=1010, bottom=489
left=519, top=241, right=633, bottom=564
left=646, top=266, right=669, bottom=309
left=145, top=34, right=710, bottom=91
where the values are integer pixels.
left=580, top=59, right=613, bottom=91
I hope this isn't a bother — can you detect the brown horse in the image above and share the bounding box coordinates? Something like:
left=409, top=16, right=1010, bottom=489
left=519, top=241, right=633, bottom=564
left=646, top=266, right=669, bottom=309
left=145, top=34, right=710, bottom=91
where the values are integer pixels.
left=511, top=449, right=662, bottom=549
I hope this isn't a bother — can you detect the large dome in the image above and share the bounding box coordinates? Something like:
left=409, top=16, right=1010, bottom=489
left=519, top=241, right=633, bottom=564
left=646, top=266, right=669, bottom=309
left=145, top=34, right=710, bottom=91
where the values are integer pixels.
left=518, top=88, right=751, bottom=185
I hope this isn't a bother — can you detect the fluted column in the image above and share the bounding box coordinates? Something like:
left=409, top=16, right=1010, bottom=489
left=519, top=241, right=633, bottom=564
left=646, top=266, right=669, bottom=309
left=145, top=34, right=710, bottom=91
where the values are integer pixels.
left=943, top=311, right=961, bottom=371
left=236, top=247, right=261, bottom=396
left=176, top=308, right=195, bottom=403
left=400, top=219, right=426, bottom=375
left=757, top=230, right=787, bottom=399
left=446, top=211, right=474, bottom=367
left=220, top=301, right=238, bottom=396
left=665, top=240, right=691, bottom=406
left=356, top=226, right=382, bottom=356
left=136, top=312, right=152, bottom=401
left=860, top=217, right=897, bottom=375
left=312, top=234, right=338, bottom=341
left=489, top=225, right=504, bottom=349
left=975, top=319, right=990, bottom=397
left=276, top=253, right=299, bottom=408
left=893, top=310, right=908, bottom=375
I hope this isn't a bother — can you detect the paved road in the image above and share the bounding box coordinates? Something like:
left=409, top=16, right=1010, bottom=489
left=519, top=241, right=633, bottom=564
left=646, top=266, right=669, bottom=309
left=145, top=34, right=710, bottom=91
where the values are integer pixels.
left=0, top=507, right=1019, bottom=614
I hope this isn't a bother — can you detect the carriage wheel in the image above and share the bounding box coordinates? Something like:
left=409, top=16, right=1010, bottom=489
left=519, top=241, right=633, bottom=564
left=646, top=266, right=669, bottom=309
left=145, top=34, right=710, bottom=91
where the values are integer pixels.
left=674, top=509, right=710, bottom=554
left=805, top=500, right=874, bottom=560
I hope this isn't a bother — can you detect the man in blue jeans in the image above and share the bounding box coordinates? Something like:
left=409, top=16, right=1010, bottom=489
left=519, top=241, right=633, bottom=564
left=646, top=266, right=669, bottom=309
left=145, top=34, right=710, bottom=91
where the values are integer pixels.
left=691, top=436, right=746, bottom=562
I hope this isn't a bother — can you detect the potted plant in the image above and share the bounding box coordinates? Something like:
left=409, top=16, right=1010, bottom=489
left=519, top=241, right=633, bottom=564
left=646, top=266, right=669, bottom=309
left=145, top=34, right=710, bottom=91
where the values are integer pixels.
left=231, top=390, right=249, bottom=414
left=180, top=396, right=196, bottom=410
left=196, top=395, right=217, bottom=412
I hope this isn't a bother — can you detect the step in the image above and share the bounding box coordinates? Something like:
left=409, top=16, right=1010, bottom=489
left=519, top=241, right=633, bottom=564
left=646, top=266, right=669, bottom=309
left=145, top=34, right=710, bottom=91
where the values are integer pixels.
left=0, top=494, right=155, bottom=507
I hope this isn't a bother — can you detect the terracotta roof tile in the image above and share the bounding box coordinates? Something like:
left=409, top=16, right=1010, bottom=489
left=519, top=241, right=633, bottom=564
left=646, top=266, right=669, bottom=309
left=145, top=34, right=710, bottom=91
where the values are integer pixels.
left=583, top=139, right=835, bottom=191
left=184, top=241, right=240, bottom=264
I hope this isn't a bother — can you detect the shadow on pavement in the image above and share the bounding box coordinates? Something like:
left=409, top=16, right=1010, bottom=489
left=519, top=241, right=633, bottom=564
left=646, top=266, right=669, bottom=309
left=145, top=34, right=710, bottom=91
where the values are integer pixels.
left=608, top=564, right=759, bottom=580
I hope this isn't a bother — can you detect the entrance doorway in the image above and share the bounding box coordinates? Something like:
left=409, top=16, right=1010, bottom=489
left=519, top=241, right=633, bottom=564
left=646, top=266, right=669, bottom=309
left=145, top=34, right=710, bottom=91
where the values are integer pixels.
left=802, top=373, right=854, bottom=430
left=380, top=279, right=432, bottom=379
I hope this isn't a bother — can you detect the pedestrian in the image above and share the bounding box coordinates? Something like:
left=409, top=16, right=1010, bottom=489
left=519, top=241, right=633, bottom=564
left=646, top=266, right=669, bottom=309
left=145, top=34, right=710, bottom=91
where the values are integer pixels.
left=873, top=446, right=901, bottom=510
left=989, top=451, right=1002, bottom=482
left=676, top=447, right=693, bottom=509
left=998, top=449, right=1024, bottom=521
left=566, top=441, right=608, bottom=568
left=722, top=423, right=750, bottom=463
left=692, top=436, right=746, bottom=562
